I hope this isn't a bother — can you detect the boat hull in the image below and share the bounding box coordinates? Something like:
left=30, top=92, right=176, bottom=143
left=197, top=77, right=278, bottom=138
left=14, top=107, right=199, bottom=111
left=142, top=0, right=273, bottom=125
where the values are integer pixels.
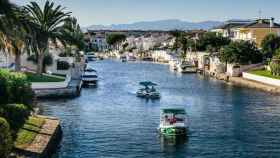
left=159, top=127, right=187, bottom=136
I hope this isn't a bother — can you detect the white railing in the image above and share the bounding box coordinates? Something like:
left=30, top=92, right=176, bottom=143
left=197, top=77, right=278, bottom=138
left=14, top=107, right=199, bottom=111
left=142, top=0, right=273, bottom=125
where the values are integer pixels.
left=31, top=75, right=71, bottom=89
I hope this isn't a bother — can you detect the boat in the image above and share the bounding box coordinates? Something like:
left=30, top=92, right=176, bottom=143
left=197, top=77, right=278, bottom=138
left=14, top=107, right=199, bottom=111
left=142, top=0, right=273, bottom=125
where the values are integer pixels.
left=127, top=55, right=137, bottom=61
left=178, top=62, right=197, bottom=73
left=86, top=53, right=98, bottom=61
left=136, top=81, right=160, bottom=99
left=158, top=108, right=187, bottom=136
left=120, top=56, right=127, bottom=62
left=81, top=66, right=98, bottom=86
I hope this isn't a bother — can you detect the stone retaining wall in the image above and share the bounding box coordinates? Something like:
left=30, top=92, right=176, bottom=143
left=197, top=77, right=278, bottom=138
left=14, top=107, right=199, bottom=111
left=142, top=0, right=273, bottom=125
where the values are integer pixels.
left=243, top=72, right=280, bottom=87
left=15, top=116, right=62, bottom=158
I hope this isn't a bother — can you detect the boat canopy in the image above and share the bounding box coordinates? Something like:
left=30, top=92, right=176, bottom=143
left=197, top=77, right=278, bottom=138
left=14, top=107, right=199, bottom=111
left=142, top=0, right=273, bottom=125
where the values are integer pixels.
left=139, top=81, right=157, bottom=87
left=161, top=108, right=186, bottom=115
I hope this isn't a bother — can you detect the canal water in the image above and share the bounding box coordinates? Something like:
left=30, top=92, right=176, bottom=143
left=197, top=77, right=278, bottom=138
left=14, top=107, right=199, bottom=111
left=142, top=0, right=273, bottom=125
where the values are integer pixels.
left=41, top=60, right=280, bottom=158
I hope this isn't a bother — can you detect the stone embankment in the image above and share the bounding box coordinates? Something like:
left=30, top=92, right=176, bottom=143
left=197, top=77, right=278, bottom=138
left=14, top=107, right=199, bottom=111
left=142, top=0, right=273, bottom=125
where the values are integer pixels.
left=15, top=115, right=62, bottom=158
left=208, top=72, right=280, bottom=94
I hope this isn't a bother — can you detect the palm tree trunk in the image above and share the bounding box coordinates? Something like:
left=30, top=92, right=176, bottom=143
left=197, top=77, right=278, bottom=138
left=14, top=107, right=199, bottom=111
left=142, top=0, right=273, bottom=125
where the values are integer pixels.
left=36, top=52, right=44, bottom=75
left=15, top=52, right=21, bottom=72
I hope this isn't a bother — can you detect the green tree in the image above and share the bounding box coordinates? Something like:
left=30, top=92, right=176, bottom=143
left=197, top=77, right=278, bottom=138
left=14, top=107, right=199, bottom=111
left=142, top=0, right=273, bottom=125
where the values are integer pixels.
left=61, top=17, right=85, bottom=51
left=179, top=35, right=190, bottom=60
left=24, top=1, right=71, bottom=74
left=197, top=32, right=230, bottom=52
left=170, top=30, right=182, bottom=53
left=219, top=40, right=263, bottom=64
left=261, top=33, right=280, bottom=58
left=0, top=117, right=12, bottom=158
left=106, top=33, right=126, bottom=50
left=0, top=8, right=31, bottom=71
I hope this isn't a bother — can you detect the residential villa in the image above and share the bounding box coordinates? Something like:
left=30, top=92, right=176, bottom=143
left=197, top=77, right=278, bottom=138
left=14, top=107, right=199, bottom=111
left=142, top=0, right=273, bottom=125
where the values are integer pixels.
left=212, top=18, right=280, bottom=47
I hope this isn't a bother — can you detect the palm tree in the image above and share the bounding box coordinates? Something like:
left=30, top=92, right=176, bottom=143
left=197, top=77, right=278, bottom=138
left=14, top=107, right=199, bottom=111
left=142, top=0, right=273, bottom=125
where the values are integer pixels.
left=24, top=1, right=71, bottom=74
left=0, top=6, right=29, bottom=71
left=60, top=17, right=85, bottom=52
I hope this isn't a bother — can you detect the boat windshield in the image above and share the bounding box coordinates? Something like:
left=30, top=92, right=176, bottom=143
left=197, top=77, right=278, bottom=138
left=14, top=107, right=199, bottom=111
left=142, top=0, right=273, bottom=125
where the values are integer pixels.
left=160, top=109, right=186, bottom=125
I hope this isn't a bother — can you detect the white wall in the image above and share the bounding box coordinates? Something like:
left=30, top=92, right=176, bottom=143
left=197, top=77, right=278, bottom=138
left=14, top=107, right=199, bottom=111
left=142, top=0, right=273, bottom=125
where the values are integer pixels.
left=243, top=72, right=280, bottom=87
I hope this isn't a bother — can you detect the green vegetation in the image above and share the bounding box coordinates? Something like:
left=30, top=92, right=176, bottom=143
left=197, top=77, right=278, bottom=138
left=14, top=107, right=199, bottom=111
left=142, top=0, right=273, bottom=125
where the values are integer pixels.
left=25, top=72, right=65, bottom=82
left=196, top=32, right=230, bottom=52
left=219, top=40, right=263, bottom=64
left=27, top=54, right=54, bottom=73
left=0, top=69, right=33, bottom=106
left=0, top=104, right=30, bottom=133
left=15, top=116, right=45, bottom=149
left=0, top=117, right=13, bottom=158
left=261, top=33, right=280, bottom=58
left=106, top=33, right=127, bottom=50
left=248, top=69, right=280, bottom=79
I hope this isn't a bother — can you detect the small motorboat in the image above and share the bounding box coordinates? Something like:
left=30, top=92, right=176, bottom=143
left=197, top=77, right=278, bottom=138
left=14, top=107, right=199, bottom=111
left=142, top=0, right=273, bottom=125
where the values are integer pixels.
left=81, top=66, right=98, bottom=86
left=158, top=108, right=187, bottom=136
left=136, top=81, right=160, bottom=99
left=178, top=62, right=197, bottom=73
left=120, top=56, right=127, bottom=62
left=86, top=53, right=98, bottom=61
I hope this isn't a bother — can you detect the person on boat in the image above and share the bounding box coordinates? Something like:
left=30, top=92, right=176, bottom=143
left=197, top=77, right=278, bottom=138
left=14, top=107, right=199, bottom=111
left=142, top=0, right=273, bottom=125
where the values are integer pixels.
left=170, top=116, right=177, bottom=124
left=165, top=115, right=169, bottom=125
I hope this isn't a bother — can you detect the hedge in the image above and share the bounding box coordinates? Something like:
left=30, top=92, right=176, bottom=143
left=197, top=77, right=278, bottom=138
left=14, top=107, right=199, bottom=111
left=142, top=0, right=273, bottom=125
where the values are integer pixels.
left=0, top=69, right=33, bottom=106
left=0, top=117, right=13, bottom=158
left=0, top=104, right=30, bottom=133
left=57, top=60, right=70, bottom=70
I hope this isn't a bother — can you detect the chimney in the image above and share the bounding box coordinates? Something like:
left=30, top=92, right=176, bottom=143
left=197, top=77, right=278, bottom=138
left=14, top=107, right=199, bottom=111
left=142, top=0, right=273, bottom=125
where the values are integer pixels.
left=270, top=17, right=275, bottom=28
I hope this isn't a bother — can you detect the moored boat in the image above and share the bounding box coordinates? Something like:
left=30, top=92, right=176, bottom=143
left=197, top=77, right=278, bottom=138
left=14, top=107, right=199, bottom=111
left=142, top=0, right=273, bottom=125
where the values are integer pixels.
left=81, top=66, right=98, bottom=86
left=158, top=108, right=187, bottom=136
left=178, top=62, right=197, bottom=73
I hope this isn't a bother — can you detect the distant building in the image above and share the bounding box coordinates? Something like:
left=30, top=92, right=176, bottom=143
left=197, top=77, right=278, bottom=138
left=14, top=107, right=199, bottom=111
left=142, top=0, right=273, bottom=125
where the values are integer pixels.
left=212, top=18, right=280, bottom=47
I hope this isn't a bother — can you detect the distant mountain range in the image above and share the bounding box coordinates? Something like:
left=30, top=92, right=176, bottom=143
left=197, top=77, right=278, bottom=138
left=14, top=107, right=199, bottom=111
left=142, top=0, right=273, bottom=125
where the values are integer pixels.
left=84, top=19, right=223, bottom=31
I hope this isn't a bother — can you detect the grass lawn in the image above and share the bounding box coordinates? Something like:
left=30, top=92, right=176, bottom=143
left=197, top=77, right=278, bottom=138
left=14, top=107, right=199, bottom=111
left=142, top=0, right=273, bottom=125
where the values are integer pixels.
left=248, top=69, right=280, bottom=80
left=25, top=72, right=65, bottom=82
left=15, top=116, right=45, bottom=149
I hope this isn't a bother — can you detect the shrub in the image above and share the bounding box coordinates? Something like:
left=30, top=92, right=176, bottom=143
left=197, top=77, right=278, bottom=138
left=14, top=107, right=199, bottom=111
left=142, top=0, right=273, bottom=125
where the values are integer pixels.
left=0, top=104, right=30, bottom=132
left=57, top=60, right=70, bottom=70
left=270, top=62, right=280, bottom=76
left=0, top=69, right=11, bottom=104
left=0, top=117, right=13, bottom=158
left=219, top=40, right=263, bottom=64
left=27, top=54, right=53, bottom=73
left=0, top=69, right=33, bottom=106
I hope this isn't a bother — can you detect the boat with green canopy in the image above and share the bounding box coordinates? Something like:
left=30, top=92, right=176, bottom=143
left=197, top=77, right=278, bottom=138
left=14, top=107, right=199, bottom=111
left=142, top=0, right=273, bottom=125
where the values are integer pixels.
left=158, top=108, right=187, bottom=136
left=136, top=81, right=160, bottom=99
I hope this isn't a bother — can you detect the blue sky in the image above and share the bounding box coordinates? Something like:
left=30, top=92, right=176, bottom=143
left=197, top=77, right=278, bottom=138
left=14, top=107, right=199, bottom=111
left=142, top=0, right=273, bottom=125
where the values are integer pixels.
left=11, top=0, right=280, bottom=27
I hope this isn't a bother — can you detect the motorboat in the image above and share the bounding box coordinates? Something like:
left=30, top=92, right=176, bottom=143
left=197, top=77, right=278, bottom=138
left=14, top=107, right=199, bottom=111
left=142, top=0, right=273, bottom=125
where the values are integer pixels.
left=120, top=56, right=127, bottom=62
left=136, top=81, right=160, bottom=99
left=178, top=62, right=197, bottom=73
left=127, top=56, right=137, bottom=61
left=81, top=66, right=98, bottom=86
left=158, top=108, right=187, bottom=136
left=86, top=53, right=98, bottom=61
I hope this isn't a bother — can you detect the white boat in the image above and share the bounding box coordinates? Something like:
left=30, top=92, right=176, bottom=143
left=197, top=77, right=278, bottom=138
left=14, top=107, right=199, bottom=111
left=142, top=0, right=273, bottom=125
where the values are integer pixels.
left=120, top=56, right=127, bottom=62
left=177, top=62, right=197, bottom=73
left=86, top=53, right=98, bottom=61
left=136, top=81, right=160, bottom=99
left=158, top=108, right=187, bottom=136
left=82, top=66, right=98, bottom=86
